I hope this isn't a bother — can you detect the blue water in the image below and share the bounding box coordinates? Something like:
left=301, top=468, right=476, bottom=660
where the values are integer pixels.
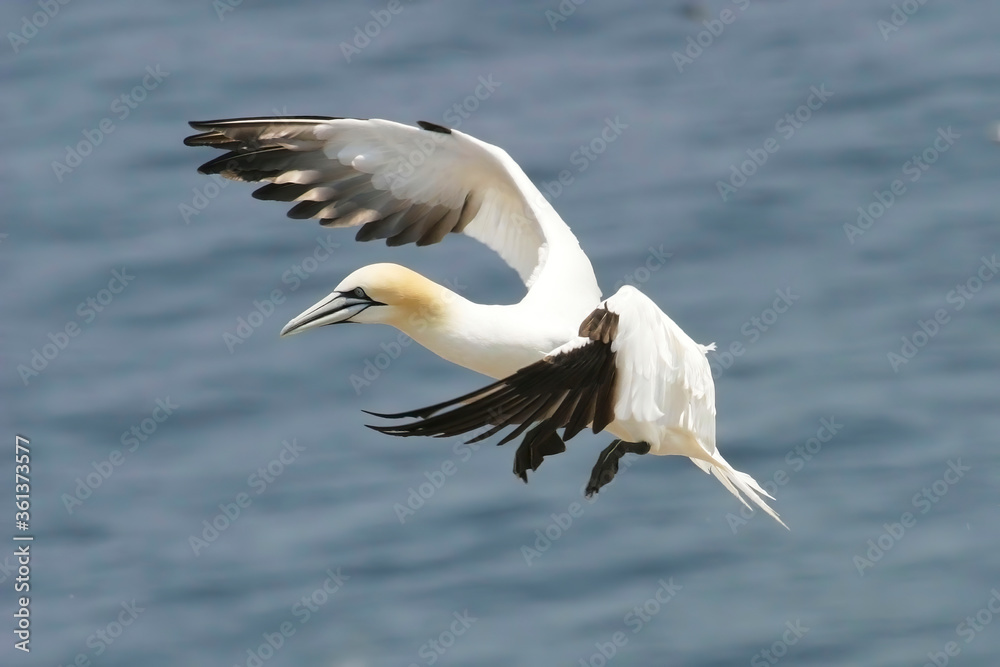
left=3, top=1, right=1000, bottom=665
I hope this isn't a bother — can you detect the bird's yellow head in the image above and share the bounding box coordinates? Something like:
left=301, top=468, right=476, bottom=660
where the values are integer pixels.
left=279, top=263, right=450, bottom=336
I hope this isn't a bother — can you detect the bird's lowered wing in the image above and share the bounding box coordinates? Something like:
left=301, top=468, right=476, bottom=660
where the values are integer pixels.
left=184, top=116, right=600, bottom=305
left=369, top=287, right=784, bottom=526
left=366, top=285, right=716, bottom=444
left=365, top=303, right=621, bottom=444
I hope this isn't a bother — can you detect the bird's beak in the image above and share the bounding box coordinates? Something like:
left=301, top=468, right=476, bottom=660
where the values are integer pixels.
left=280, top=292, right=379, bottom=337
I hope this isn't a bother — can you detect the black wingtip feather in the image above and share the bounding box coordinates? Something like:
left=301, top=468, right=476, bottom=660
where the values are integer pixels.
left=287, top=199, right=330, bottom=220
left=365, top=423, right=415, bottom=436
left=417, top=120, right=452, bottom=134
left=361, top=406, right=440, bottom=420
left=252, top=183, right=315, bottom=202
left=188, top=116, right=341, bottom=130
left=183, top=132, right=211, bottom=147
left=184, top=116, right=346, bottom=149
left=195, top=150, right=244, bottom=175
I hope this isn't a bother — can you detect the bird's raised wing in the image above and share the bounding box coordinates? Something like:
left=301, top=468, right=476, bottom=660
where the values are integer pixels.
left=184, top=116, right=600, bottom=307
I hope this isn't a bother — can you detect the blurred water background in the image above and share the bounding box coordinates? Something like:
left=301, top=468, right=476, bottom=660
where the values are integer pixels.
left=2, top=0, right=999, bottom=665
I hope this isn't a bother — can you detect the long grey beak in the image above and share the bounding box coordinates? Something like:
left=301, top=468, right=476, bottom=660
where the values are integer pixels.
left=280, top=292, right=376, bottom=337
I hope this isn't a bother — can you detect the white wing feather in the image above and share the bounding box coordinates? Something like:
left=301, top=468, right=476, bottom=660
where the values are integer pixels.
left=602, top=286, right=786, bottom=528
left=603, top=286, right=716, bottom=432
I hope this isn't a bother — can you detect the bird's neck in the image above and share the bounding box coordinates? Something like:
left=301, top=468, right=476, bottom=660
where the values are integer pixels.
left=390, top=288, right=568, bottom=380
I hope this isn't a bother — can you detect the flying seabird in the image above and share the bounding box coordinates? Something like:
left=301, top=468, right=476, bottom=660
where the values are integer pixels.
left=185, top=116, right=785, bottom=527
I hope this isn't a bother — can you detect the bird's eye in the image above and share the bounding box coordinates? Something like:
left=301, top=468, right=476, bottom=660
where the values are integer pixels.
left=352, top=287, right=367, bottom=299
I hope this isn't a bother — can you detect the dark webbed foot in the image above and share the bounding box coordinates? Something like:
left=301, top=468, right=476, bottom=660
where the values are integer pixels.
left=512, top=421, right=566, bottom=482
left=586, top=440, right=650, bottom=496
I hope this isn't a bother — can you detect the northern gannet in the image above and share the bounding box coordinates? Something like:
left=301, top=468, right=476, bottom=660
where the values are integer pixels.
left=185, top=116, right=785, bottom=527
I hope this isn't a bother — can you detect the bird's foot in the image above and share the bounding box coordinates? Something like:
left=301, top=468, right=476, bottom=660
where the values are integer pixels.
left=512, top=420, right=566, bottom=483
left=585, top=440, right=650, bottom=497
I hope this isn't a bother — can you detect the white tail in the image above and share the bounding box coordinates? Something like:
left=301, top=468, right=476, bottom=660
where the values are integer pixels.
left=691, top=455, right=788, bottom=529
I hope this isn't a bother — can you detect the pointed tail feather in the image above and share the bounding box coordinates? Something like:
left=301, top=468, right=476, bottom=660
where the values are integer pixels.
left=662, top=429, right=787, bottom=529
left=702, top=454, right=788, bottom=529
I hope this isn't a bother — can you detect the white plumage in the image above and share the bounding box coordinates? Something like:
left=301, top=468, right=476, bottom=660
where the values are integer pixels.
left=185, top=115, right=785, bottom=527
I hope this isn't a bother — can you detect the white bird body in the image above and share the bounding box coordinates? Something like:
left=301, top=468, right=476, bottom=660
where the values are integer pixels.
left=185, top=115, right=785, bottom=527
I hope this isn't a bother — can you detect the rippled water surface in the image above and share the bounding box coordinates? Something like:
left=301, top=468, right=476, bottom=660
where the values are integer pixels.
left=3, top=1, right=1000, bottom=665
